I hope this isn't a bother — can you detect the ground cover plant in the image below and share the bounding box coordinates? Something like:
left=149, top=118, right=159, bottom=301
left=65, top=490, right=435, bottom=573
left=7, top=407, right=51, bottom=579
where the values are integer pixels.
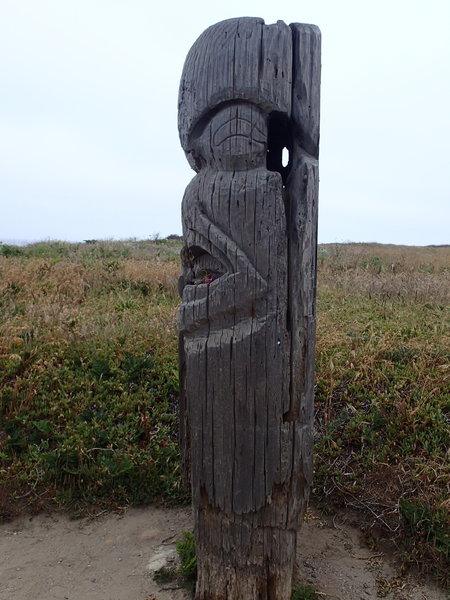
left=0, top=239, right=188, bottom=516
left=0, top=239, right=448, bottom=584
left=313, top=243, right=449, bottom=583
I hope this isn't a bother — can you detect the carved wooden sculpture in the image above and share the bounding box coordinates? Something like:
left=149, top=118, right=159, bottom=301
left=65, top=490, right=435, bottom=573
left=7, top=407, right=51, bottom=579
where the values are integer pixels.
left=178, top=17, right=321, bottom=600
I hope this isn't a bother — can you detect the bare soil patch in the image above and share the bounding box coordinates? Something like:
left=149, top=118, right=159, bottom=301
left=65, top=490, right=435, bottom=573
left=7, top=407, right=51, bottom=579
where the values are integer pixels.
left=0, top=506, right=446, bottom=600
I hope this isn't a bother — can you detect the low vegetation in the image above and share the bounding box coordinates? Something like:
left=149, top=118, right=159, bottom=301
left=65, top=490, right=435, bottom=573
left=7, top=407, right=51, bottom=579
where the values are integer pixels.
left=291, top=585, right=319, bottom=600
left=0, top=239, right=187, bottom=515
left=313, top=243, right=449, bottom=582
left=153, top=530, right=197, bottom=592
left=0, top=239, right=448, bottom=584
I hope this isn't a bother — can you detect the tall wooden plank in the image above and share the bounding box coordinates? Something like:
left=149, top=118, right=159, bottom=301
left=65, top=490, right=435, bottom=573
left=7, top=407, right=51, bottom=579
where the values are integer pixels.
left=178, top=17, right=320, bottom=599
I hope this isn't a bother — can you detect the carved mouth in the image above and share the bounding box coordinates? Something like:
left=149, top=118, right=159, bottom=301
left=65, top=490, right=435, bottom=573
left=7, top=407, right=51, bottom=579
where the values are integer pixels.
left=179, top=240, right=268, bottom=333
left=182, top=271, right=233, bottom=306
left=182, top=245, right=227, bottom=287
left=190, top=271, right=221, bottom=285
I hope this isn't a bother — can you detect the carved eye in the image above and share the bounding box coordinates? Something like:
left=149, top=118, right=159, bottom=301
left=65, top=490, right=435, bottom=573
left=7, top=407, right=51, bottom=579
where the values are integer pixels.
left=213, top=117, right=266, bottom=149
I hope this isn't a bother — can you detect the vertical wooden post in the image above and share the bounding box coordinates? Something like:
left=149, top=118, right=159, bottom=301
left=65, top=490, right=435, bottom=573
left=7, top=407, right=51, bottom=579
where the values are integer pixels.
left=178, top=17, right=320, bottom=600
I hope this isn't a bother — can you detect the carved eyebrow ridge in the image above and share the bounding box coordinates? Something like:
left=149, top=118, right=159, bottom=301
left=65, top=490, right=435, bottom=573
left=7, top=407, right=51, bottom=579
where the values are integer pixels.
left=213, top=118, right=266, bottom=146
left=214, top=133, right=266, bottom=145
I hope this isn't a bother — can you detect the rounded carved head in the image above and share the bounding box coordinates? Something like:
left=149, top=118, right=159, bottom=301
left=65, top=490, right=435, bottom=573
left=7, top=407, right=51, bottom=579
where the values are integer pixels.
left=190, top=103, right=267, bottom=171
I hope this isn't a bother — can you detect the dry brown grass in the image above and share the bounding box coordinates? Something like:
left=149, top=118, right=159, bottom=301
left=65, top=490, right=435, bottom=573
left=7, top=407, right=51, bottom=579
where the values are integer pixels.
left=318, top=243, right=449, bottom=304
left=0, top=252, right=180, bottom=351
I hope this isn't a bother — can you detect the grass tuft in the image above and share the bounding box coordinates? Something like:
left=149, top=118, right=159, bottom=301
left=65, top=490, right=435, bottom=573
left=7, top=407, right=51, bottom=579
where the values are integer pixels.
left=153, top=530, right=197, bottom=593
left=291, top=584, right=319, bottom=600
left=176, top=530, right=197, bottom=579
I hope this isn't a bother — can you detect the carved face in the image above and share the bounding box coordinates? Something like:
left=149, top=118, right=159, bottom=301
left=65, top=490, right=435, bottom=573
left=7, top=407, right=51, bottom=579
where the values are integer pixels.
left=191, top=103, right=267, bottom=171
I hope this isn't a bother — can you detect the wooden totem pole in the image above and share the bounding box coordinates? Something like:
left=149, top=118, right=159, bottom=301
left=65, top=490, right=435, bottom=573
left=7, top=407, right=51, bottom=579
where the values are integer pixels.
left=178, top=17, right=321, bottom=600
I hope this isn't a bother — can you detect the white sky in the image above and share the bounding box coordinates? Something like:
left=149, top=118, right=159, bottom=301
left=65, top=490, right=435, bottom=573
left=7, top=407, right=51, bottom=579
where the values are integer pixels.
left=1, top=0, right=449, bottom=245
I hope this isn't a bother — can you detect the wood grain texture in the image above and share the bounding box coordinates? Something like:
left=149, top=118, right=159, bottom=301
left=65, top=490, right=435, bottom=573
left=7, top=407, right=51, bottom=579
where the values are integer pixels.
left=178, top=17, right=320, bottom=600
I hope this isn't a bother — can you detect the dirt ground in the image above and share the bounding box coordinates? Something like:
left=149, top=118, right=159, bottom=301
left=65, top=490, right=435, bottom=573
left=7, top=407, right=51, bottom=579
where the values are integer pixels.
left=0, top=506, right=446, bottom=600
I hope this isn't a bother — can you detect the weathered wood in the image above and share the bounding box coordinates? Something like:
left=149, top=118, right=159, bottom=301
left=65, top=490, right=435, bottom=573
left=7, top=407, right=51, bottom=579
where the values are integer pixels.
left=178, top=17, right=321, bottom=599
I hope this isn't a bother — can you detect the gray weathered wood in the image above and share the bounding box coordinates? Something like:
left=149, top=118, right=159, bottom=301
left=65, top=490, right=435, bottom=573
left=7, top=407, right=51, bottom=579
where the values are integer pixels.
left=178, top=17, right=321, bottom=600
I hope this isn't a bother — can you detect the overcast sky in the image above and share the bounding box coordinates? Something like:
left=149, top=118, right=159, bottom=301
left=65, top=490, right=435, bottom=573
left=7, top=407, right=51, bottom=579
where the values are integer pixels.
left=1, top=0, right=449, bottom=245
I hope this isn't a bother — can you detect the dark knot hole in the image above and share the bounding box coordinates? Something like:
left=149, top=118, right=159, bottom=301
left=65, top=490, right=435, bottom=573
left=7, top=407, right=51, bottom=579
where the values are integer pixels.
left=266, top=112, right=293, bottom=185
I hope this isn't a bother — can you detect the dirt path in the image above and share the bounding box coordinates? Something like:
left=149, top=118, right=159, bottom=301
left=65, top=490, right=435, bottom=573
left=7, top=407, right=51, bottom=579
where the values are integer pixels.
left=0, top=506, right=446, bottom=600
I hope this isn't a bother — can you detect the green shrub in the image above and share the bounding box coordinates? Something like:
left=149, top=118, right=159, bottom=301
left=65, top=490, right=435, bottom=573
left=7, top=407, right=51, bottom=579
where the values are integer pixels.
left=0, top=244, right=24, bottom=257
left=292, top=584, right=319, bottom=600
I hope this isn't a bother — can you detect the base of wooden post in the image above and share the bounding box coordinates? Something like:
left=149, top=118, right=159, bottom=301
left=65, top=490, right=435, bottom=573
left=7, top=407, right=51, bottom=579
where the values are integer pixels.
left=195, top=507, right=297, bottom=600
